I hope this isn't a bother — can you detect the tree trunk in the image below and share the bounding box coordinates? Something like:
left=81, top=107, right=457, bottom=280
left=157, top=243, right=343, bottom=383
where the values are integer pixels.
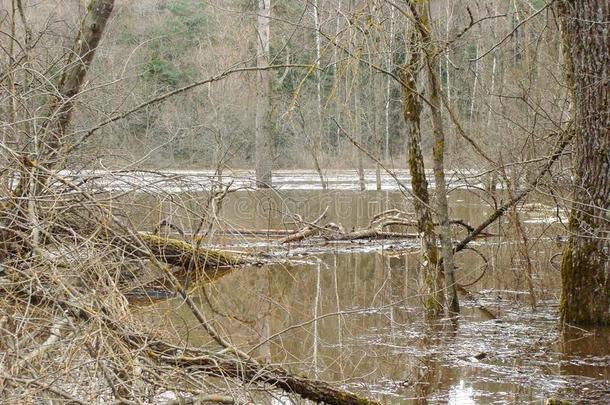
left=354, top=89, right=366, bottom=191
left=364, top=17, right=382, bottom=191
left=416, top=2, right=459, bottom=314
left=255, top=0, right=273, bottom=188
left=384, top=5, right=395, bottom=162
left=312, top=0, right=327, bottom=190
left=44, top=0, right=115, bottom=163
left=5, top=0, right=115, bottom=258
left=332, top=0, right=342, bottom=149
left=400, top=27, right=443, bottom=315
left=557, top=0, right=610, bottom=326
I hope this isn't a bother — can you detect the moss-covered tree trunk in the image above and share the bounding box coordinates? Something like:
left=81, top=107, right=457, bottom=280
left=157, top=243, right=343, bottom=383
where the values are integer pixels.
left=417, top=2, right=459, bottom=314
left=557, top=0, right=610, bottom=325
left=400, top=30, right=443, bottom=315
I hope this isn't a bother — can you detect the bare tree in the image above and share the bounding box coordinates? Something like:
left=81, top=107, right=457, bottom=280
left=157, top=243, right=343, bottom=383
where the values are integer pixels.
left=312, top=0, right=327, bottom=189
left=411, top=1, right=459, bottom=313
left=255, top=0, right=273, bottom=188
left=400, top=26, right=443, bottom=315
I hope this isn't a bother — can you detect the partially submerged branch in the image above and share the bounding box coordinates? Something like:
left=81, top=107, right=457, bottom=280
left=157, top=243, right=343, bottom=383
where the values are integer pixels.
left=453, top=131, right=573, bottom=254
left=280, top=210, right=418, bottom=244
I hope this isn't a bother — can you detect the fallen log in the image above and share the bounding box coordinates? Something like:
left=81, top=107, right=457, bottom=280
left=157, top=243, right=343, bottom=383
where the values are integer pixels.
left=214, top=228, right=297, bottom=237
left=281, top=210, right=419, bottom=244
left=138, top=233, right=245, bottom=269
left=323, top=229, right=418, bottom=241
left=148, top=343, right=383, bottom=405
left=280, top=226, right=320, bottom=244
left=113, top=233, right=247, bottom=298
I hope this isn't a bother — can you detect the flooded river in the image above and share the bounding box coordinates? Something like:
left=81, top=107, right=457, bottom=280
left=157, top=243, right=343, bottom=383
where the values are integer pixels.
left=113, top=170, right=609, bottom=404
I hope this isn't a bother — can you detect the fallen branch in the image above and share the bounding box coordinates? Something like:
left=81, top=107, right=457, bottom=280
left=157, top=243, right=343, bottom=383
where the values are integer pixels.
left=10, top=290, right=383, bottom=405
left=148, top=343, right=383, bottom=405
left=322, top=228, right=418, bottom=241
left=281, top=210, right=418, bottom=244
left=455, top=285, right=497, bottom=320
left=280, top=226, right=321, bottom=244
left=213, top=228, right=297, bottom=237
left=280, top=207, right=330, bottom=243
left=453, top=131, right=572, bottom=254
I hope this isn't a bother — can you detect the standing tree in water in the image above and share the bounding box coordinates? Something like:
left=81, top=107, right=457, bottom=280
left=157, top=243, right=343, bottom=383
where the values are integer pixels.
left=400, top=26, right=444, bottom=315
left=557, top=0, right=609, bottom=325
left=255, top=0, right=273, bottom=188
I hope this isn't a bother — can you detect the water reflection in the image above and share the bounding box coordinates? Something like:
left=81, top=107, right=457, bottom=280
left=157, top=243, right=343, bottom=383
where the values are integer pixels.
left=448, top=380, right=475, bottom=405
left=130, top=189, right=608, bottom=403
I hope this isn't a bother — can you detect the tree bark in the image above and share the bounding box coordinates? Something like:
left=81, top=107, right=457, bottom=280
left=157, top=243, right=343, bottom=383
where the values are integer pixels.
left=400, top=26, right=443, bottom=315
left=384, top=5, right=395, bottom=161
left=137, top=233, right=244, bottom=269
left=414, top=1, right=459, bottom=313
left=355, top=89, right=366, bottom=191
left=557, top=0, right=610, bottom=326
left=255, top=0, right=273, bottom=188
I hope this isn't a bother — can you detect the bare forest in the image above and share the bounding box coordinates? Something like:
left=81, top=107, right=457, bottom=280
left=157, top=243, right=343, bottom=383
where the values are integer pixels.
left=0, top=0, right=608, bottom=404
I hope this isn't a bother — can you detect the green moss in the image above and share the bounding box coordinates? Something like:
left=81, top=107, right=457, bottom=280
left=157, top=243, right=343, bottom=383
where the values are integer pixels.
left=560, top=213, right=610, bottom=326
left=140, top=233, right=242, bottom=268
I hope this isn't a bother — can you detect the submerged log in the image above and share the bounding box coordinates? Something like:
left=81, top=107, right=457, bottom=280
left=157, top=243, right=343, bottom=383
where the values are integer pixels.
left=116, top=233, right=246, bottom=301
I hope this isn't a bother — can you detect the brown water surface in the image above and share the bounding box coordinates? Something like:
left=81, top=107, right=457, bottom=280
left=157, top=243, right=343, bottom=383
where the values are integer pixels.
left=128, top=184, right=609, bottom=404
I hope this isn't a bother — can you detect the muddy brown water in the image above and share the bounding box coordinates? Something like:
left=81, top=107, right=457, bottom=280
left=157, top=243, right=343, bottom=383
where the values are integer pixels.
left=120, top=179, right=609, bottom=404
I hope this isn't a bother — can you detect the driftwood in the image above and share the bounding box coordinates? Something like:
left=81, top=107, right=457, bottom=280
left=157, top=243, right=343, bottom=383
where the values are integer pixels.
left=326, top=229, right=419, bottom=241
left=279, top=210, right=488, bottom=244
left=281, top=225, right=322, bottom=243
left=214, top=228, right=297, bottom=237
left=280, top=225, right=419, bottom=244
left=280, top=210, right=418, bottom=244
left=280, top=207, right=331, bottom=243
